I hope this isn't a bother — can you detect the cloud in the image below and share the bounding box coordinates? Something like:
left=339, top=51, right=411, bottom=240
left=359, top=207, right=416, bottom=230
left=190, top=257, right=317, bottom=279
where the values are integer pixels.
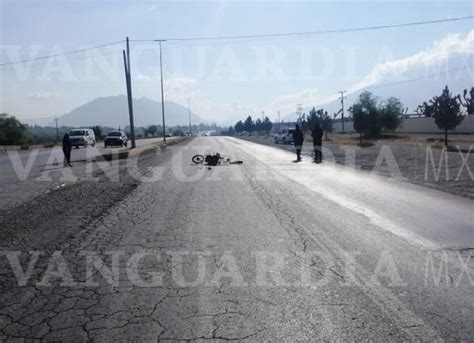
left=260, top=29, right=474, bottom=119
left=267, top=88, right=338, bottom=116
left=164, top=77, right=198, bottom=89
left=133, top=30, right=474, bottom=124
left=135, top=73, right=153, bottom=82
left=348, top=29, right=474, bottom=93
left=27, top=91, right=60, bottom=100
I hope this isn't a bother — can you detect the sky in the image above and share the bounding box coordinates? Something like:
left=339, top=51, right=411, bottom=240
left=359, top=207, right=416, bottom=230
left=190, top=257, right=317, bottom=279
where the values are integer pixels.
left=0, top=0, right=473, bottom=125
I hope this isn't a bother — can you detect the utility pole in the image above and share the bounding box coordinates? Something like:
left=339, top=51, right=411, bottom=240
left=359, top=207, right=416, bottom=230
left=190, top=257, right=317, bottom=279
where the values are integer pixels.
left=338, top=90, right=346, bottom=134
left=296, top=104, right=303, bottom=122
left=261, top=111, right=264, bottom=121
left=187, top=98, right=192, bottom=136
left=155, top=40, right=167, bottom=142
left=277, top=111, right=281, bottom=130
left=123, top=37, right=136, bottom=148
left=55, top=117, right=59, bottom=144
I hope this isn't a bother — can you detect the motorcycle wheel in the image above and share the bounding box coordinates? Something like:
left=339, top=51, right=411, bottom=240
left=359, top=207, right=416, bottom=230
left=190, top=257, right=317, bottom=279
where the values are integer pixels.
left=192, top=154, right=205, bottom=164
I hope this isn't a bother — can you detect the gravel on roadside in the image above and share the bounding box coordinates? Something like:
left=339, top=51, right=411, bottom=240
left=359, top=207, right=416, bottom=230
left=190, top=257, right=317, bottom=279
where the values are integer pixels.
left=0, top=142, right=184, bottom=252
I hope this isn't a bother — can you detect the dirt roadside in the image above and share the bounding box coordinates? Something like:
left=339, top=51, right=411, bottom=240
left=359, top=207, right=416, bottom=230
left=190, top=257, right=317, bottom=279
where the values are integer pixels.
left=0, top=140, right=188, bottom=253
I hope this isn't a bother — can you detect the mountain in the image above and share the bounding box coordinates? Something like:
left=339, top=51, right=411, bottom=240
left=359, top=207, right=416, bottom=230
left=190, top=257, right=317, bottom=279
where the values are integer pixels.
left=26, top=96, right=205, bottom=128
left=284, top=72, right=473, bottom=121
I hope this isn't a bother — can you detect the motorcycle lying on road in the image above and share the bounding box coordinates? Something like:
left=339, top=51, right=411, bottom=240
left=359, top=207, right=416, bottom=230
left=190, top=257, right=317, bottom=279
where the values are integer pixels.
left=192, top=153, right=243, bottom=166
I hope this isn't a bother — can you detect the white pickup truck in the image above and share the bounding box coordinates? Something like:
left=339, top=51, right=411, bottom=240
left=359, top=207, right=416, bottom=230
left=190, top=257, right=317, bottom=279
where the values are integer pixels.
left=274, top=129, right=295, bottom=144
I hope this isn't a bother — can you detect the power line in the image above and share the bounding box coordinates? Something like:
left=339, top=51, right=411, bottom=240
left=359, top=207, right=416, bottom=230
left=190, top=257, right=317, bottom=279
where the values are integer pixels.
left=1, top=16, right=471, bottom=67
left=0, top=40, right=124, bottom=67
left=132, top=16, right=473, bottom=42
left=338, top=91, right=347, bottom=133
left=329, top=64, right=472, bottom=118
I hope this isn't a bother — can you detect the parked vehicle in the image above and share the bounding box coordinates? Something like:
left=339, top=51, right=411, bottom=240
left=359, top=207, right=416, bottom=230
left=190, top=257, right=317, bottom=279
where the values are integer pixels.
left=104, top=131, right=128, bottom=148
left=274, top=129, right=295, bottom=144
left=68, top=129, right=96, bottom=148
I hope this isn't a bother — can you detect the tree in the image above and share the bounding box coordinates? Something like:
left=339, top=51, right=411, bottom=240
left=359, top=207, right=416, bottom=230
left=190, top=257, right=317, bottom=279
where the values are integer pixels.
left=243, top=116, right=255, bottom=134
left=320, top=110, right=333, bottom=140
left=255, top=118, right=263, bottom=135
left=234, top=120, right=244, bottom=133
left=457, top=87, right=474, bottom=115
left=431, top=86, right=464, bottom=146
left=146, top=125, right=158, bottom=137
left=227, top=126, right=235, bottom=136
left=305, top=108, right=320, bottom=131
left=350, top=91, right=379, bottom=143
left=350, top=92, right=403, bottom=143
left=380, top=97, right=403, bottom=132
left=0, top=113, right=27, bottom=145
left=416, top=101, right=435, bottom=117
left=173, top=129, right=184, bottom=136
left=262, top=116, right=272, bottom=134
left=89, top=125, right=102, bottom=139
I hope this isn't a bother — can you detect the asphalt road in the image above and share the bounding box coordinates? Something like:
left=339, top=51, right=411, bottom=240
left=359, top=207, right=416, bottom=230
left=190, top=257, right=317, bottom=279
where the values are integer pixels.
left=0, top=137, right=174, bottom=210
left=0, top=137, right=473, bottom=341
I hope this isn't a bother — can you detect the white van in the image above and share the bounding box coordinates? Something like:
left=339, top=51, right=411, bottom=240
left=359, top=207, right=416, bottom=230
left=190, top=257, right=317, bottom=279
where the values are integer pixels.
left=274, top=129, right=295, bottom=144
left=68, top=129, right=96, bottom=148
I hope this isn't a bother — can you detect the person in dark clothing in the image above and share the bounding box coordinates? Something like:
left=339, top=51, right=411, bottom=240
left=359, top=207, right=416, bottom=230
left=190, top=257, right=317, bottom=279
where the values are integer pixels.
left=311, top=124, right=323, bottom=163
left=62, top=133, right=72, bottom=167
left=293, top=124, right=304, bottom=162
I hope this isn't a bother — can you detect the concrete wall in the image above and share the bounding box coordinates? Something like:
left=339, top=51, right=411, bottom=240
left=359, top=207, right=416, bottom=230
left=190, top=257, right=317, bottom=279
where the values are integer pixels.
left=333, top=115, right=474, bottom=134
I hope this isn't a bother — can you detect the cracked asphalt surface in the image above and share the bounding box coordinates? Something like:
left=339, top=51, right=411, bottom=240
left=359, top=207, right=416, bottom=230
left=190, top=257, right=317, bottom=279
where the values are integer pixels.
left=0, top=137, right=473, bottom=341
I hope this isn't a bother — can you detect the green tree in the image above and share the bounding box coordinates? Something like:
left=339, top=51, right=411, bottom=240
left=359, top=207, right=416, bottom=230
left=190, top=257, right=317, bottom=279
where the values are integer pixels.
left=0, top=113, right=27, bottom=145
left=146, top=125, right=158, bottom=137
left=320, top=110, right=333, bottom=140
left=89, top=125, right=102, bottom=139
left=255, top=118, right=263, bottom=135
left=416, top=101, right=435, bottom=118
left=432, top=86, right=464, bottom=146
left=243, top=116, right=255, bottom=134
left=457, top=87, right=474, bottom=115
left=234, top=120, right=244, bottom=133
left=227, top=126, right=235, bottom=136
left=380, top=97, right=403, bottom=132
left=305, top=108, right=320, bottom=131
left=172, top=129, right=184, bottom=136
left=262, top=116, right=272, bottom=134
left=351, top=92, right=403, bottom=142
left=350, top=91, right=379, bottom=144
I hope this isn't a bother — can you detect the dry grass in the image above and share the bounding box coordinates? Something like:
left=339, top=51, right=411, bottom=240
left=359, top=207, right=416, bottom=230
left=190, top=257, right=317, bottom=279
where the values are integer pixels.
left=324, top=132, right=474, bottom=148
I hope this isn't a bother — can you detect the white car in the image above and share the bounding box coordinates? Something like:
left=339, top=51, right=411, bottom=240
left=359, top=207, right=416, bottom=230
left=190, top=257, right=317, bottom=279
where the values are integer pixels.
left=274, top=129, right=295, bottom=144
left=68, top=129, right=96, bottom=148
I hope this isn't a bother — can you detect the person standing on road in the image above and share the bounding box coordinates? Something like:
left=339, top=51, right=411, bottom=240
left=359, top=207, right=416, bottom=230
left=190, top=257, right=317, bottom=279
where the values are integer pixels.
left=293, top=124, right=304, bottom=162
left=62, top=132, right=72, bottom=167
left=311, top=124, right=323, bottom=163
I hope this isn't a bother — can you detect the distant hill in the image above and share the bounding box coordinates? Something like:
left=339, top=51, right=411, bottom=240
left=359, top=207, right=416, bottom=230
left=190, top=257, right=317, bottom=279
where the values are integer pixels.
left=25, top=95, right=205, bottom=128
left=284, top=73, right=473, bottom=121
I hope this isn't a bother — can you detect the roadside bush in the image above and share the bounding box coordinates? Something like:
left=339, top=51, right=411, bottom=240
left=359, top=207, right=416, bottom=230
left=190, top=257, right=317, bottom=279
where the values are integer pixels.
left=0, top=113, right=28, bottom=145
left=350, top=92, right=404, bottom=143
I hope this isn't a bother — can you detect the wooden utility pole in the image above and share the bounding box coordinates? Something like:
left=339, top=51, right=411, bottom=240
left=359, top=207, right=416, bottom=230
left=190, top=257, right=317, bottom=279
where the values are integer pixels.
left=338, top=90, right=346, bottom=134
left=124, top=37, right=136, bottom=148
left=55, top=117, right=59, bottom=143
left=187, top=98, right=192, bottom=136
